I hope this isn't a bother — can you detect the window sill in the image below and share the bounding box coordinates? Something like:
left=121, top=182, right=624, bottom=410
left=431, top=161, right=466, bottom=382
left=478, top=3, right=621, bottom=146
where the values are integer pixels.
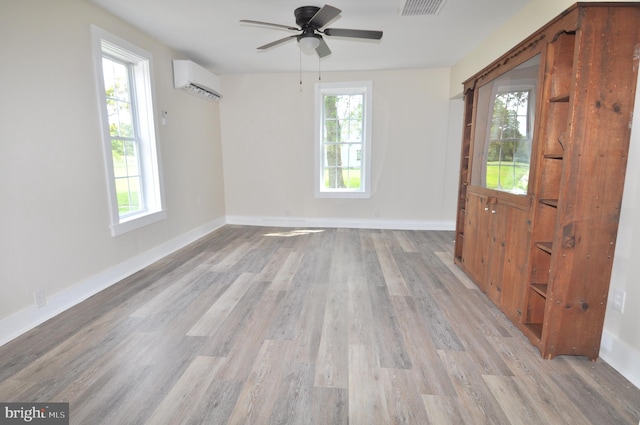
left=315, top=191, right=370, bottom=199
left=110, top=210, right=167, bottom=237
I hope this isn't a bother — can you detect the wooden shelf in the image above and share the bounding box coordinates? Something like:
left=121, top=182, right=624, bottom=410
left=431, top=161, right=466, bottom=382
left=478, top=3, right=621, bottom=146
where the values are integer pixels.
left=549, top=95, right=570, bottom=102
left=535, top=242, right=553, bottom=254
left=539, top=199, right=558, bottom=208
left=531, top=283, right=548, bottom=298
left=544, top=153, right=564, bottom=159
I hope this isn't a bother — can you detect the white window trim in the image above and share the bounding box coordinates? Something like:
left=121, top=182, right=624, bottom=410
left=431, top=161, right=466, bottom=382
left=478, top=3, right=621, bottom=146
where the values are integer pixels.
left=314, top=81, right=373, bottom=199
left=91, top=25, right=166, bottom=236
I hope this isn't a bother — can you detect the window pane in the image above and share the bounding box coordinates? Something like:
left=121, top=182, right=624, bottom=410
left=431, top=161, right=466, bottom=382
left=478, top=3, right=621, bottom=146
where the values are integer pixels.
left=111, top=140, right=126, bottom=177
left=117, top=101, right=134, bottom=137
left=324, top=95, right=338, bottom=118
left=115, top=175, right=142, bottom=215
left=325, top=120, right=338, bottom=142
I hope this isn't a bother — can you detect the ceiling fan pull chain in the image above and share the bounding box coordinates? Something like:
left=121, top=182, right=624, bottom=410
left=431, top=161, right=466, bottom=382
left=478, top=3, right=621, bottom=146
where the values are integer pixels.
left=318, top=55, right=321, bottom=81
left=299, top=46, right=303, bottom=89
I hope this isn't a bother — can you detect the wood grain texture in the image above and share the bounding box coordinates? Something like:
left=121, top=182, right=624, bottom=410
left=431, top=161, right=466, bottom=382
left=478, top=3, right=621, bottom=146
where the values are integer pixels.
left=0, top=225, right=637, bottom=424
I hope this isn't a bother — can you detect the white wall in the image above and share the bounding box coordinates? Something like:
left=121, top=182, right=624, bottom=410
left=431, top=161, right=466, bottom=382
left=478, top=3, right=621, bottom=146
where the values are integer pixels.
left=451, top=0, right=640, bottom=387
left=220, top=69, right=461, bottom=230
left=0, top=0, right=226, bottom=343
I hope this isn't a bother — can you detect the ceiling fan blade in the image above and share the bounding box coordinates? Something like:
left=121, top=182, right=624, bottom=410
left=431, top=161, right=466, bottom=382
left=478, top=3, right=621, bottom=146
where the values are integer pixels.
left=324, top=28, right=383, bottom=40
left=316, top=37, right=332, bottom=58
left=308, top=5, right=341, bottom=28
left=240, top=19, right=299, bottom=31
left=257, top=35, right=298, bottom=50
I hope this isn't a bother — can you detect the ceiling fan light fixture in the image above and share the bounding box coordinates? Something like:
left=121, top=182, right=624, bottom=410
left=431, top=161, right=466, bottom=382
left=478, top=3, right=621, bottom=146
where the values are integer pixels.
left=298, top=35, right=321, bottom=52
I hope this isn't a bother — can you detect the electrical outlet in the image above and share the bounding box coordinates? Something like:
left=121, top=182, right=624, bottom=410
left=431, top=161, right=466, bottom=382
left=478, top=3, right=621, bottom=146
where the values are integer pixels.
left=612, top=288, right=625, bottom=313
left=34, top=289, right=47, bottom=308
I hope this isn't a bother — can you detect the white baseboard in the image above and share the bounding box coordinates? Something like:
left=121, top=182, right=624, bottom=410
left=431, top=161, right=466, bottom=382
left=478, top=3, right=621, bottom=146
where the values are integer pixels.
left=226, top=215, right=456, bottom=231
left=0, top=218, right=225, bottom=347
left=599, top=329, right=640, bottom=390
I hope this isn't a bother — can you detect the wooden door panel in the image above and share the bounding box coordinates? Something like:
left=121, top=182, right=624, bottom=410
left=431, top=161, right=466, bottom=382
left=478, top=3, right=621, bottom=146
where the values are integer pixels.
left=460, top=193, right=490, bottom=291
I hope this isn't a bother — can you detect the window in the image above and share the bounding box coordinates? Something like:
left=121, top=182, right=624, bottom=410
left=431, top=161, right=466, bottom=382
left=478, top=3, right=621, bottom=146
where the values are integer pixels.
left=91, top=26, right=165, bottom=236
left=471, top=55, right=539, bottom=195
left=315, top=81, right=372, bottom=198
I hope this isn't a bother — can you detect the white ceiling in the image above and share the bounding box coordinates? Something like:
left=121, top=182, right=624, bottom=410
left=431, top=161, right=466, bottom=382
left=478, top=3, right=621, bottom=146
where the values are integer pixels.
left=89, top=0, right=533, bottom=75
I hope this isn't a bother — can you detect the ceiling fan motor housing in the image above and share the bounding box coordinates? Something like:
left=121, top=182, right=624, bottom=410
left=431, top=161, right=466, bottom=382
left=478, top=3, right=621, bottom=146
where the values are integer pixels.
left=294, top=6, right=321, bottom=28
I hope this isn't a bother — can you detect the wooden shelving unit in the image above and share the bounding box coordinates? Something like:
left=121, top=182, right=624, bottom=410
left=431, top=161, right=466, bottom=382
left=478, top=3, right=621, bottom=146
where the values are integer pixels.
left=523, top=29, right=575, bottom=351
left=453, top=90, right=474, bottom=263
left=454, top=3, right=640, bottom=359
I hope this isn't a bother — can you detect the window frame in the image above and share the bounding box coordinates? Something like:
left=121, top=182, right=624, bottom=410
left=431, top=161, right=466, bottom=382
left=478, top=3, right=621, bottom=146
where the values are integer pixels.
left=91, top=25, right=166, bottom=236
left=470, top=54, right=540, bottom=196
left=314, top=81, right=373, bottom=199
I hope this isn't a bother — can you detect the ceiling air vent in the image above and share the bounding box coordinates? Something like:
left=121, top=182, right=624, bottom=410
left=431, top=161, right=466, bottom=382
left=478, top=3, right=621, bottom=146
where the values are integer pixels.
left=399, top=0, right=448, bottom=16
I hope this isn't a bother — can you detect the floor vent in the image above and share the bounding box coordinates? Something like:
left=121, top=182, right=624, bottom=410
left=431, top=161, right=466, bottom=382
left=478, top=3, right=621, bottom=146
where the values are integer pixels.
left=399, top=0, right=448, bottom=16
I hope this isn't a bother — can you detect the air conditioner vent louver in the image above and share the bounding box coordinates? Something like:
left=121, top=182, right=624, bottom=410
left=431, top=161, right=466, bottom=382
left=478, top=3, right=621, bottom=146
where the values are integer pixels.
left=399, top=0, right=447, bottom=16
left=184, top=83, right=221, bottom=101
left=173, top=60, right=222, bottom=102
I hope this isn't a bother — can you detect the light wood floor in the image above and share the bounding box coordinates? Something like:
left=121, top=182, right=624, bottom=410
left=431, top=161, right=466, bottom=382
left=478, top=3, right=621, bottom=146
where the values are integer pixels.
left=1, top=225, right=639, bottom=424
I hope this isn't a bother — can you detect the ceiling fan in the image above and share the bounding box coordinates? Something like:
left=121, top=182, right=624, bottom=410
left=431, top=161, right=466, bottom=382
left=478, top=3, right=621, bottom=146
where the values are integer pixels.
left=240, top=5, right=383, bottom=58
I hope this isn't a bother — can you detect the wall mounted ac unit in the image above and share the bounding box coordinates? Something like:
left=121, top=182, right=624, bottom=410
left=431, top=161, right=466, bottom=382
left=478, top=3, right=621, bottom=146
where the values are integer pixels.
left=173, top=60, right=222, bottom=101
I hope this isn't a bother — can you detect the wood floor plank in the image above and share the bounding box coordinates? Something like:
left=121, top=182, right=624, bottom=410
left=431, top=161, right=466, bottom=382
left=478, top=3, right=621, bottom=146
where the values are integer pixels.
left=209, top=241, right=253, bottom=272
left=348, top=344, right=390, bottom=425
left=372, top=233, right=412, bottom=296
left=130, top=265, right=210, bottom=318
left=421, top=395, right=466, bottom=425
left=437, top=350, right=512, bottom=424
left=434, top=251, right=477, bottom=290
left=390, top=295, right=457, bottom=396
left=268, top=251, right=304, bottom=291
left=314, top=285, right=349, bottom=389
left=368, top=285, right=412, bottom=369
left=265, top=276, right=312, bottom=341
left=267, top=359, right=314, bottom=425
left=144, top=356, right=235, bottom=425
left=186, top=272, right=256, bottom=336
left=310, top=387, right=348, bottom=425
left=254, top=247, right=291, bottom=282
left=197, top=280, right=270, bottom=357
left=391, top=230, right=419, bottom=253
left=412, top=294, right=465, bottom=352
left=483, top=375, right=548, bottom=425
left=292, top=284, right=328, bottom=364
left=382, top=367, right=432, bottom=425
left=210, top=289, right=285, bottom=382
left=347, top=276, right=376, bottom=348
left=225, top=339, right=301, bottom=425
